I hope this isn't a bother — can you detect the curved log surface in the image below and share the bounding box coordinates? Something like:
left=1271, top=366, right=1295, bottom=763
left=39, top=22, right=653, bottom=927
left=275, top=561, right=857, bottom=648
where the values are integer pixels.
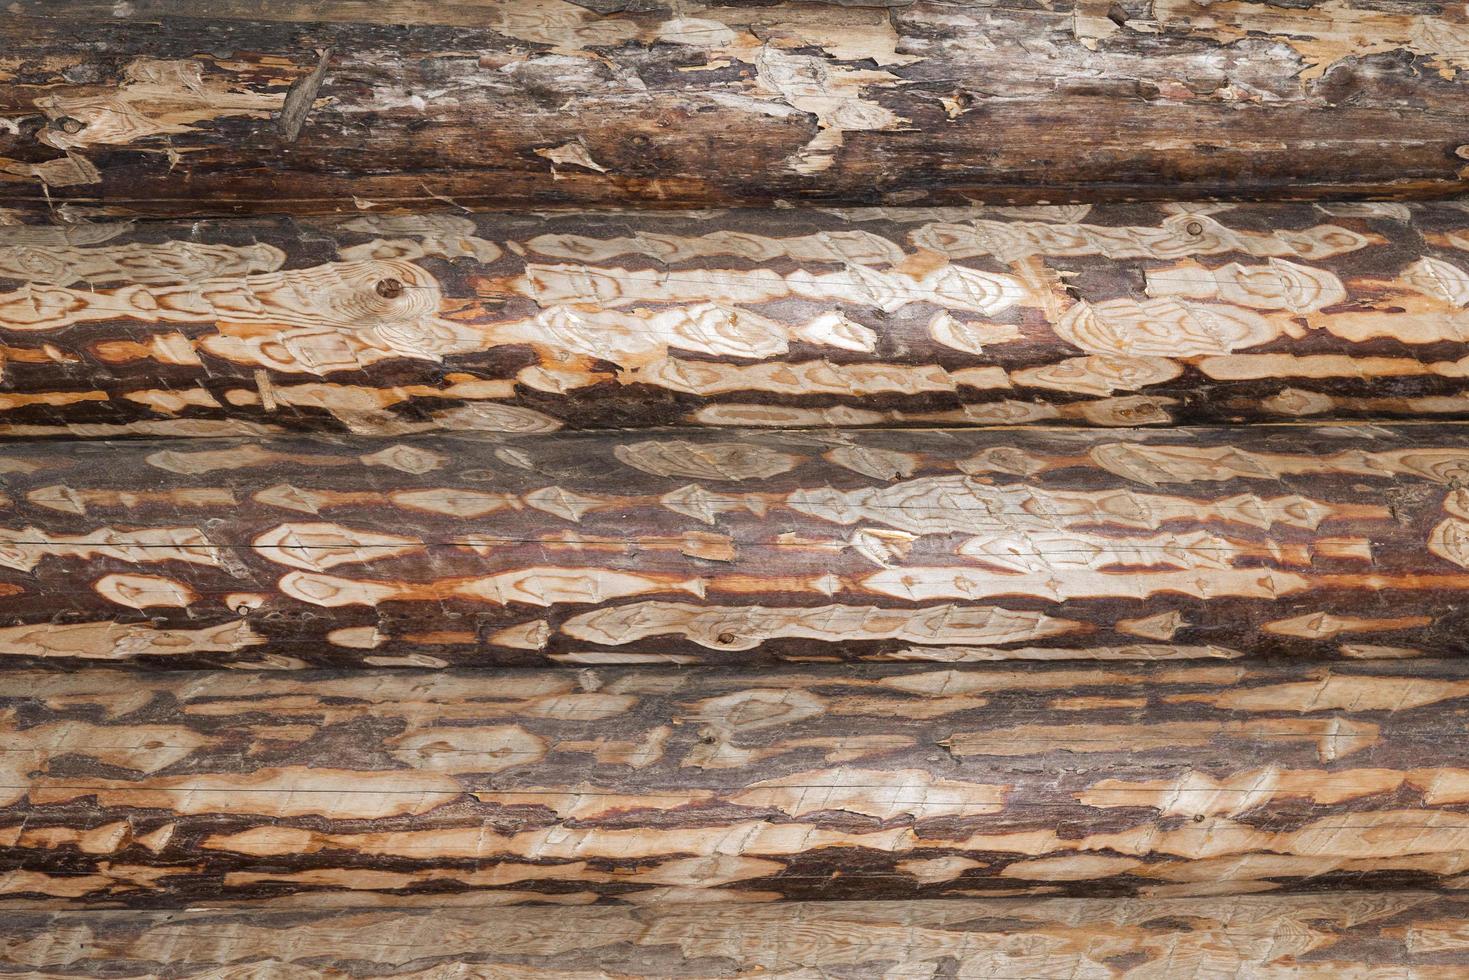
left=6, top=660, right=1469, bottom=905
left=5, top=204, right=1469, bottom=437
left=1, top=425, right=1469, bottom=669
left=9, top=894, right=1469, bottom=977
left=0, top=1, right=1467, bottom=217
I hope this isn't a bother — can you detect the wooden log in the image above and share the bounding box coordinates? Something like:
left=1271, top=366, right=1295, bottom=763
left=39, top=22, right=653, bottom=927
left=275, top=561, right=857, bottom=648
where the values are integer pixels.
left=4, top=203, right=1469, bottom=437
left=8, top=893, right=1469, bottom=976
left=0, top=2, right=1467, bottom=217
left=3, top=424, right=1469, bottom=669
left=5, top=659, right=1469, bottom=905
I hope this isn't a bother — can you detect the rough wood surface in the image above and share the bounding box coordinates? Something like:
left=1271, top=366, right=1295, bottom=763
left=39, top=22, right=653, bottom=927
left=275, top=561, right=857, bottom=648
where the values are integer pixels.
left=1, top=1, right=1467, bottom=216
left=4, top=204, right=1469, bottom=437
left=1, top=425, right=1468, bottom=669
left=5, top=660, right=1469, bottom=905
left=8, top=893, right=1469, bottom=977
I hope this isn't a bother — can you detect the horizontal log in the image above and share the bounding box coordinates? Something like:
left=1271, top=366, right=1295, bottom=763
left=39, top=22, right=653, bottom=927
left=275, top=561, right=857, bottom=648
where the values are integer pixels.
left=0, top=2, right=1466, bottom=216
left=0, top=425, right=1467, bottom=669
left=4, top=204, right=1469, bottom=436
left=6, top=660, right=1469, bottom=906
left=8, top=893, right=1469, bottom=976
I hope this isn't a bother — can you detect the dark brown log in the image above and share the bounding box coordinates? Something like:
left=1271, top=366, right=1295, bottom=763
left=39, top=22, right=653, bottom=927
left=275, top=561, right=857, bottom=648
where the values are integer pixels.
left=5, top=659, right=1469, bottom=905
left=3, top=203, right=1469, bottom=437
left=8, top=893, right=1469, bottom=976
left=0, top=2, right=1466, bottom=217
left=0, top=425, right=1467, bottom=669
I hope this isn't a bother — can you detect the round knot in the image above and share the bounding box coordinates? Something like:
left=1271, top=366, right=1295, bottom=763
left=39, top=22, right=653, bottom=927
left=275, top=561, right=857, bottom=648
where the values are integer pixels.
left=375, top=277, right=404, bottom=299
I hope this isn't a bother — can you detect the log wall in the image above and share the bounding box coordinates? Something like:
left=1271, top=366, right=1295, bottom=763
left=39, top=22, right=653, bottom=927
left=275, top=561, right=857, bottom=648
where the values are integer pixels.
left=0, top=425, right=1467, bottom=669
left=2, top=204, right=1469, bottom=437
left=9, top=894, right=1469, bottom=977
left=0, top=1, right=1467, bottom=216
left=5, top=660, right=1469, bottom=906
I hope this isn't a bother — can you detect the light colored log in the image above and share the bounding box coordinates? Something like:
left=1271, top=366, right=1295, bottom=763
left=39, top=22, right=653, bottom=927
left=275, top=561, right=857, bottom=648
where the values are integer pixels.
left=3, top=204, right=1469, bottom=434
left=6, top=893, right=1469, bottom=977
left=0, top=2, right=1465, bottom=215
left=2, top=661, right=1469, bottom=906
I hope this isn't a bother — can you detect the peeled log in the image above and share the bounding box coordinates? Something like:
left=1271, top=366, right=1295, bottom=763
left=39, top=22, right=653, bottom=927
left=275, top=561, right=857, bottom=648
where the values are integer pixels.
left=5, top=660, right=1469, bottom=906
left=1, top=425, right=1469, bottom=668
left=8, top=893, right=1469, bottom=976
left=3, top=204, right=1469, bottom=436
left=0, top=2, right=1467, bottom=216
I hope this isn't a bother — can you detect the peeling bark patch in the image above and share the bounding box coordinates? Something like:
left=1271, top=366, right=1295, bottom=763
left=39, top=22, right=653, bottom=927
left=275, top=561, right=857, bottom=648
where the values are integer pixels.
left=753, top=46, right=907, bottom=175
left=35, top=58, right=287, bottom=149
left=277, top=48, right=331, bottom=143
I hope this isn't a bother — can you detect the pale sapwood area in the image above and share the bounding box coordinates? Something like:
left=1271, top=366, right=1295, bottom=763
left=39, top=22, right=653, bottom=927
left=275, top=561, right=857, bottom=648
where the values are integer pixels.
left=0, top=0, right=1466, bottom=216
left=1, top=203, right=1469, bottom=435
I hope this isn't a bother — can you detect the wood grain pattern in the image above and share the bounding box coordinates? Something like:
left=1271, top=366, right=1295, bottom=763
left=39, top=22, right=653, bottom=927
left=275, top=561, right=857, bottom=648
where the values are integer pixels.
left=9, top=893, right=1469, bottom=976
left=2, top=424, right=1468, bottom=669
left=0, top=1, right=1466, bottom=216
left=4, top=204, right=1469, bottom=435
left=6, top=660, right=1469, bottom=905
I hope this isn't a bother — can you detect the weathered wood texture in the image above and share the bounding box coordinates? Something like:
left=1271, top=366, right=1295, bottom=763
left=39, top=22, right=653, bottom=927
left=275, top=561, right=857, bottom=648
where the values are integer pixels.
left=1, top=425, right=1468, bottom=669
left=1, top=1, right=1467, bottom=217
left=5, top=204, right=1469, bottom=437
left=9, top=894, right=1469, bottom=977
left=5, top=660, right=1469, bottom=906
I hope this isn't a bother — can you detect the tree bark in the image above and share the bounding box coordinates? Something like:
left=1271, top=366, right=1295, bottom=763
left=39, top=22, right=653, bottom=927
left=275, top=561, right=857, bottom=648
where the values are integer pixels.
left=4, top=660, right=1469, bottom=906
left=0, top=2, right=1466, bottom=217
left=3, top=204, right=1469, bottom=437
left=0, top=425, right=1468, bottom=669
left=7, top=893, right=1469, bottom=976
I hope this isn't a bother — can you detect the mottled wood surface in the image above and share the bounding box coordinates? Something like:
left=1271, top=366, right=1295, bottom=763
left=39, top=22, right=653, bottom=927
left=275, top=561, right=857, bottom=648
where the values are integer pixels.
left=1, top=1, right=1467, bottom=217
left=9, top=893, right=1469, bottom=977
left=5, top=204, right=1469, bottom=436
left=0, top=425, right=1467, bottom=669
left=5, top=660, right=1469, bottom=905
